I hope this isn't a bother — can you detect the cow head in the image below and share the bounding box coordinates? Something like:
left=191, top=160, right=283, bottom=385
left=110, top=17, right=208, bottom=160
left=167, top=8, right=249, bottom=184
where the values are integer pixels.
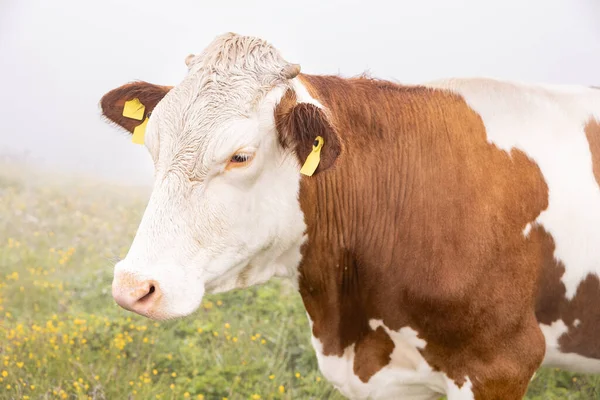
left=101, top=33, right=341, bottom=320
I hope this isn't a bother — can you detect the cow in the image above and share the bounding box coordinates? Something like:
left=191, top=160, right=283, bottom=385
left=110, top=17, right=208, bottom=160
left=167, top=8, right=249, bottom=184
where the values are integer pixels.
left=100, top=32, right=600, bottom=400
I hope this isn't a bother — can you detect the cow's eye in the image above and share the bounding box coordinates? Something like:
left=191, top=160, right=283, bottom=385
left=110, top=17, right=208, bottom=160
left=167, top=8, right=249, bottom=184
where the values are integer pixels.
left=226, top=151, right=255, bottom=170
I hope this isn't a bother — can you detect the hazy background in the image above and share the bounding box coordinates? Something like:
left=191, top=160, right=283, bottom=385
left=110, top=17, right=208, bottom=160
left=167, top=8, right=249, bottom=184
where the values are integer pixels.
left=1, top=0, right=599, bottom=185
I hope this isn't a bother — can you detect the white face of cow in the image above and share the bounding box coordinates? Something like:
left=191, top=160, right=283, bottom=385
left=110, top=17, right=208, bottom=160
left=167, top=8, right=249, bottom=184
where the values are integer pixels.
left=101, top=34, right=341, bottom=320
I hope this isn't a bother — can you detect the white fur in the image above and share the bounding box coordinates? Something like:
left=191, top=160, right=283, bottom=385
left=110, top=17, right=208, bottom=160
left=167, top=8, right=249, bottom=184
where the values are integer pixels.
left=540, top=320, right=600, bottom=373
left=523, top=222, right=532, bottom=237
left=307, top=316, right=474, bottom=400
left=427, top=77, right=600, bottom=372
left=114, top=33, right=307, bottom=319
left=540, top=319, right=569, bottom=362
left=290, top=77, right=324, bottom=108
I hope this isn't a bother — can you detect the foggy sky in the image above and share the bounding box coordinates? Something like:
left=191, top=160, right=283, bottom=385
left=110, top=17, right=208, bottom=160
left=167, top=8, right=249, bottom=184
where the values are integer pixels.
left=1, top=0, right=599, bottom=185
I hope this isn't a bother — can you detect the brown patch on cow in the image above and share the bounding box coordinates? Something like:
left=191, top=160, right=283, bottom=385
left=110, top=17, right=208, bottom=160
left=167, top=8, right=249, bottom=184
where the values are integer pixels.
left=353, top=326, right=395, bottom=382
left=585, top=119, right=600, bottom=188
left=533, top=225, right=567, bottom=325
left=559, top=274, right=600, bottom=358
left=100, top=82, right=172, bottom=134
left=279, top=74, right=551, bottom=398
left=533, top=224, right=600, bottom=359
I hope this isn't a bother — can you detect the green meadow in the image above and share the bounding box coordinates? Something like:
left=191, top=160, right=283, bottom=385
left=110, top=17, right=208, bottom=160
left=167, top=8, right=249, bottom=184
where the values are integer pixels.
left=1, top=162, right=598, bottom=399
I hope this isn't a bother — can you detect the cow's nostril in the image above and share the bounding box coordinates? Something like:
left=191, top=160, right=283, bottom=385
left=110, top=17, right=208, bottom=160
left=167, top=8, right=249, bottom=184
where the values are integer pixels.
left=138, top=283, right=157, bottom=303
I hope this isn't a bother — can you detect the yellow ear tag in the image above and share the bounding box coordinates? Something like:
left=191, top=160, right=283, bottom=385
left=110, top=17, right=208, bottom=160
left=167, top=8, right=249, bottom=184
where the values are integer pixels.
left=122, top=98, right=145, bottom=121
left=300, top=136, right=324, bottom=176
left=131, top=117, right=148, bottom=145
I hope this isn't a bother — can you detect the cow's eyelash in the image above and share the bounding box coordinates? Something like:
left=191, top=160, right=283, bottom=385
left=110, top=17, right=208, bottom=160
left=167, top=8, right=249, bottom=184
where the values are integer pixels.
left=230, top=153, right=252, bottom=163
left=225, top=150, right=255, bottom=170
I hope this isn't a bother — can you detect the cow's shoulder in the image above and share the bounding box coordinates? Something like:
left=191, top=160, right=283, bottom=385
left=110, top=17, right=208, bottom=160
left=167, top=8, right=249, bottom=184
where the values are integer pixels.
left=426, top=76, right=600, bottom=370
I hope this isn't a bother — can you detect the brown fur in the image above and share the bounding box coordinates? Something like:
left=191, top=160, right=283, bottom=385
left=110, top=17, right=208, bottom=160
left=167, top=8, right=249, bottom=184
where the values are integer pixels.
left=100, top=81, right=172, bottom=133
left=276, top=74, right=552, bottom=399
left=585, top=119, right=600, bottom=188
left=353, top=326, right=395, bottom=382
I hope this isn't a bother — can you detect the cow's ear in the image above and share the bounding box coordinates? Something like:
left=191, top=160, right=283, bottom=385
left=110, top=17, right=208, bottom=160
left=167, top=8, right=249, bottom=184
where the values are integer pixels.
left=100, top=81, right=172, bottom=133
left=275, top=92, right=342, bottom=175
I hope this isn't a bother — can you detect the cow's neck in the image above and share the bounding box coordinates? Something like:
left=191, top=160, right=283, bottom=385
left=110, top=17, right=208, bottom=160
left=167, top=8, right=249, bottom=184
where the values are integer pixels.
left=294, top=74, right=421, bottom=356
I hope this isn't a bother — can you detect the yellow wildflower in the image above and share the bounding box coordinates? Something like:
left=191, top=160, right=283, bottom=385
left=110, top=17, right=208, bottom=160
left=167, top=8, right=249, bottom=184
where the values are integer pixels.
left=269, top=375, right=275, bottom=380
left=251, top=395, right=261, bottom=400
left=184, top=393, right=190, bottom=398
left=279, top=385, right=285, bottom=394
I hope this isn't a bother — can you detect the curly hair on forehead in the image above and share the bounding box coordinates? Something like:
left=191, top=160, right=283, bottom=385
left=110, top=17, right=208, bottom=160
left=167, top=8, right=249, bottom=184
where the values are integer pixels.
left=190, top=32, right=291, bottom=78
left=176, top=33, right=301, bottom=119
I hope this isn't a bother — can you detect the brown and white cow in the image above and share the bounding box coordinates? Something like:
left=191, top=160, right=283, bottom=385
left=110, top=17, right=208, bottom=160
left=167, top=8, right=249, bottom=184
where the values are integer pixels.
left=100, top=33, right=600, bottom=399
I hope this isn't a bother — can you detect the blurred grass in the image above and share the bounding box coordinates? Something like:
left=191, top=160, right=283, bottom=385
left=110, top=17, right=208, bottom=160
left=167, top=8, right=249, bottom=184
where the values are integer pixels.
left=0, top=162, right=599, bottom=400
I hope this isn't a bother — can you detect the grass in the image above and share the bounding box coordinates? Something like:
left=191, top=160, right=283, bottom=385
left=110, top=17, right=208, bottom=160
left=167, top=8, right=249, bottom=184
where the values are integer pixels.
left=0, top=162, right=598, bottom=400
